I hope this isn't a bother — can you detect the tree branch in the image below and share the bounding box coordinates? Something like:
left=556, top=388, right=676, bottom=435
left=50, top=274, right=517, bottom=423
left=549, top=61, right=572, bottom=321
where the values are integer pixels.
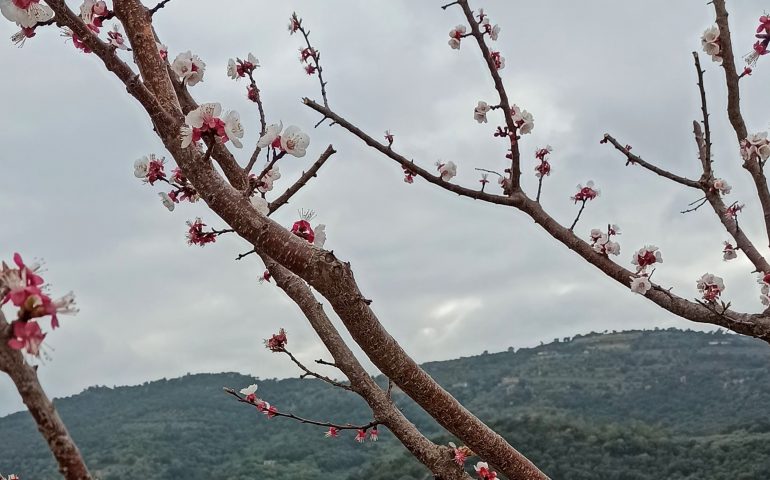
left=602, top=134, right=701, bottom=188
left=148, top=0, right=172, bottom=16
left=278, top=347, right=353, bottom=390
left=456, top=0, right=521, bottom=192
left=0, top=311, right=93, bottom=480
left=692, top=52, right=713, bottom=177
left=269, top=145, right=336, bottom=214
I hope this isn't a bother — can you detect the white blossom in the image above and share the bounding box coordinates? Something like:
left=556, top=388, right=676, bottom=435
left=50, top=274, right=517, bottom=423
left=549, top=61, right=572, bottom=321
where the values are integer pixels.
left=158, top=192, right=175, bottom=212
left=134, top=157, right=150, bottom=178
left=474, top=101, right=491, bottom=123
left=701, top=25, right=722, bottom=64
left=437, top=161, right=457, bottom=181
left=630, top=276, right=652, bottom=295
left=280, top=125, right=310, bottom=158
left=257, top=121, right=283, bottom=148
left=1, top=0, right=53, bottom=28
left=171, top=51, right=206, bottom=86
left=223, top=110, right=244, bottom=149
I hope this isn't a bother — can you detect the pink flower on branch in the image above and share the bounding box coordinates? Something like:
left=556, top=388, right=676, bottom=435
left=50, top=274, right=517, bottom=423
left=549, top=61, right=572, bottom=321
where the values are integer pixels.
left=722, top=241, right=737, bottom=261
left=355, top=429, right=367, bottom=443
left=7, top=320, right=46, bottom=356
left=570, top=181, right=600, bottom=203
left=171, top=51, right=206, bottom=86
left=474, top=461, right=498, bottom=479
left=696, top=273, right=725, bottom=303
left=185, top=218, right=218, bottom=246
left=632, top=245, right=663, bottom=274
left=227, top=53, right=259, bottom=80
left=180, top=103, right=244, bottom=149
left=325, top=426, right=339, bottom=438
left=448, top=24, right=466, bottom=50
left=265, top=328, right=288, bottom=352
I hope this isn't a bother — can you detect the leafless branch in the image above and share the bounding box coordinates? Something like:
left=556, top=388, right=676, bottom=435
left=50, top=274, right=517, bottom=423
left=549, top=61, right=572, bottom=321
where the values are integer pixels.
left=148, top=0, right=172, bottom=16
left=278, top=348, right=353, bottom=390
left=602, top=134, right=701, bottom=189
left=269, top=145, right=336, bottom=214
left=692, top=52, right=713, bottom=176
left=224, top=388, right=377, bottom=430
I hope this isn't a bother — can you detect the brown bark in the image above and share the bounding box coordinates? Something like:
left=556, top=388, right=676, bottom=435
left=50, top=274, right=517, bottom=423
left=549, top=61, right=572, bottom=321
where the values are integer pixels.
left=0, top=312, right=92, bottom=480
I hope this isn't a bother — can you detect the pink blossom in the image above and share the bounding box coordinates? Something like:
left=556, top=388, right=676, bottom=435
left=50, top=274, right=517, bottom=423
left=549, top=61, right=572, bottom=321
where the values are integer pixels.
left=489, top=50, right=505, bottom=70
left=186, top=218, right=217, bottom=246
left=240, top=384, right=258, bottom=403
left=758, top=15, right=770, bottom=34
left=696, top=273, right=725, bottom=303
left=288, top=12, right=301, bottom=34
left=474, top=461, right=498, bottom=479
left=571, top=181, right=600, bottom=203
left=369, top=427, right=379, bottom=442
left=355, top=429, right=367, bottom=443
left=632, top=245, right=663, bottom=273
left=265, top=328, right=288, bottom=352
left=7, top=320, right=46, bottom=356
left=259, top=270, right=272, bottom=284
left=325, top=427, right=339, bottom=438
left=722, top=241, right=737, bottom=261
left=384, top=130, right=394, bottom=146
left=448, top=25, right=466, bottom=49
left=724, top=203, right=745, bottom=219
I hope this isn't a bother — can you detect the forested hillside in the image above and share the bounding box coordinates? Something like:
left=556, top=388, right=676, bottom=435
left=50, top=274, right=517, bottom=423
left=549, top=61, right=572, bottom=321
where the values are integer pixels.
left=3, top=329, right=770, bottom=479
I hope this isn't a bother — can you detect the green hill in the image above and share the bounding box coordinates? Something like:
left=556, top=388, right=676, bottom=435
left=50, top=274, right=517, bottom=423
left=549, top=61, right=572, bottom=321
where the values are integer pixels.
left=3, top=329, right=770, bottom=479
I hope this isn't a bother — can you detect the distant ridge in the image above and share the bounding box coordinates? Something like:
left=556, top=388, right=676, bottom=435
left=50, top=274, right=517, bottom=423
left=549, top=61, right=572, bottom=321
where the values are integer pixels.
left=3, top=329, right=770, bottom=479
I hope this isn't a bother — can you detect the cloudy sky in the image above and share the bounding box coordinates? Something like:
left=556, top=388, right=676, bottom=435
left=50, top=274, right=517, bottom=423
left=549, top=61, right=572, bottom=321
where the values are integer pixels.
left=2, top=0, right=770, bottom=416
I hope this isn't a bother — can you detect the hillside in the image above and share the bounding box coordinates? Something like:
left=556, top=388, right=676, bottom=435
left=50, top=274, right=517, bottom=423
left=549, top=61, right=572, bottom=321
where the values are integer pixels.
left=3, top=329, right=770, bottom=479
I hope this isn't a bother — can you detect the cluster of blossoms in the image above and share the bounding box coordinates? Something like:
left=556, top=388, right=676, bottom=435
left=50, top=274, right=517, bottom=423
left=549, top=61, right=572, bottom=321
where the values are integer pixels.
left=0, top=0, right=53, bottom=31
left=134, top=155, right=198, bottom=212
left=571, top=181, right=600, bottom=203
left=534, top=146, right=552, bottom=178
left=758, top=272, right=770, bottom=306
left=723, top=241, right=737, bottom=261
left=1, top=254, right=77, bottom=356
left=745, top=15, right=770, bottom=66
left=481, top=16, right=500, bottom=41
left=474, top=461, right=498, bottom=479
left=171, top=51, right=206, bottom=86
left=180, top=103, right=244, bottom=149
left=299, top=45, right=319, bottom=75
left=448, top=24, right=466, bottom=49
left=629, top=246, right=663, bottom=295
left=436, top=160, right=458, bottom=182
left=402, top=165, right=417, bottom=184
left=696, top=273, right=725, bottom=303
left=265, top=328, right=288, bottom=352
left=589, top=224, right=621, bottom=257
left=710, top=178, right=732, bottom=196
left=701, top=25, right=722, bottom=64
left=257, top=121, right=311, bottom=158
left=740, top=132, right=770, bottom=165
left=354, top=428, right=379, bottom=442
left=287, top=11, right=301, bottom=35
left=1, top=475, right=19, bottom=480
left=239, top=384, right=278, bottom=418
left=511, top=105, right=534, bottom=134
left=290, top=210, right=326, bottom=248
left=186, top=218, right=218, bottom=246
left=227, top=53, right=259, bottom=80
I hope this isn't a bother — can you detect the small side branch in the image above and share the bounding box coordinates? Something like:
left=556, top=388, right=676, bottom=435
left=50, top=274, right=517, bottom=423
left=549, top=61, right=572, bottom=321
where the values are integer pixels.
left=279, top=348, right=352, bottom=391
left=269, top=145, right=336, bottom=215
left=224, top=388, right=377, bottom=430
left=602, top=134, right=701, bottom=189
left=148, top=0, right=172, bottom=16
left=692, top=52, right=712, bottom=176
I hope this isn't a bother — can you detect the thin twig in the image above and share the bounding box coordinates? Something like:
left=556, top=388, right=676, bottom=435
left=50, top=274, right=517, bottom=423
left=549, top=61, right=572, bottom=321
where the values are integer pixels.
left=269, top=145, right=336, bottom=215
left=148, top=0, right=172, bottom=15
left=280, top=349, right=353, bottom=390
left=296, top=17, right=330, bottom=107
left=244, top=70, right=268, bottom=175
left=569, top=200, right=587, bottom=231
left=692, top=52, right=712, bottom=177
left=235, top=249, right=256, bottom=261
left=681, top=197, right=708, bottom=214
left=224, top=388, right=377, bottom=430
left=602, top=134, right=700, bottom=189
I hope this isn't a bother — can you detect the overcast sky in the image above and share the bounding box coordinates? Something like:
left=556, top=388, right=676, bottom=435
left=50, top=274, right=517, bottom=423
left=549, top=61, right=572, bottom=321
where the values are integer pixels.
left=2, top=0, right=770, bottom=416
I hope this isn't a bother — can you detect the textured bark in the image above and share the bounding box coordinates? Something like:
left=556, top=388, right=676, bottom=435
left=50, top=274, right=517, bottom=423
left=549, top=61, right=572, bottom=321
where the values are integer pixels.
left=0, top=312, right=92, bottom=480
left=262, top=257, right=471, bottom=480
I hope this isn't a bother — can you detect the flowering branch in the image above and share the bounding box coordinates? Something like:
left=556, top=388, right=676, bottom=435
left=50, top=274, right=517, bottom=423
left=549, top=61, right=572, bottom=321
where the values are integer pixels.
left=0, top=309, right=92, bottom=480
left=224, top=388, right=378, bottom=430
left=290, top=13, right=329, bottom=108
left=601, top=134, right=700, bottom=189
left=713, top=0, right=770, bottom=248
left=569, top=200, right=588, bottom=231
left=244, top=69, right=268, bottom=174
left=269, top=145, right=336, bottom=214
left=455, top=0, right=521, bottom=193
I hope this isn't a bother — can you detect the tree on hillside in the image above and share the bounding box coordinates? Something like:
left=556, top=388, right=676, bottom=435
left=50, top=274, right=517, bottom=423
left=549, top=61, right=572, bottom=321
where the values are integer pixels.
left=1, top=1, right=769, bottom=479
